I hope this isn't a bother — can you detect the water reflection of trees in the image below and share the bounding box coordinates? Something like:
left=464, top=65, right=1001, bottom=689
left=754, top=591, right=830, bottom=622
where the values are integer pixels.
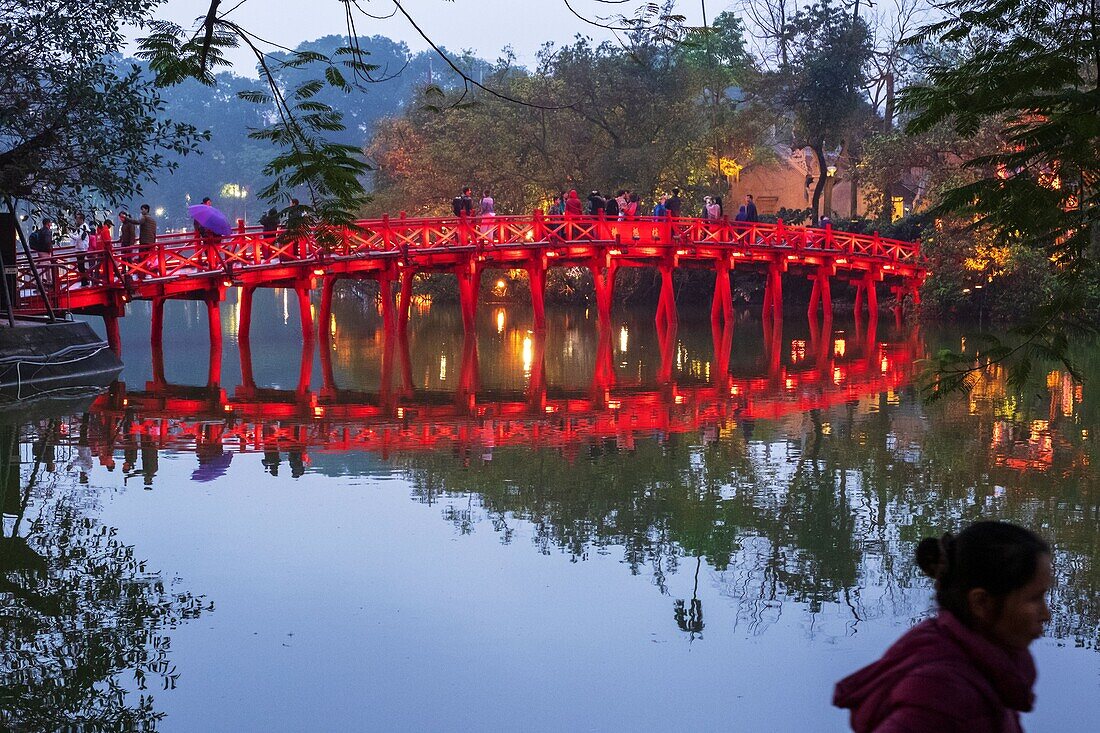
left=397, top=387, right=1098, bottom=648
left=0, top=421, right=207, bottom=731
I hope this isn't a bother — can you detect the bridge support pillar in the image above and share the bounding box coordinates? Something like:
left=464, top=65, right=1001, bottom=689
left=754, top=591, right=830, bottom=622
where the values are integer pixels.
left=807, top=266, right=832, bottom=319
left=296, top=337, right=313, bottom=398
left=590, top=261, right=616, bottom=329
left=103, top=315, right=121, bottom=357
left=296, top=285, right=314, bottom=346
left=398, top=269, right=414, bottom=334
left=151, top=341, right=166, bottom=388
left=865, top=273, right=878, bottom=314
left=206, top=296, right=222, bottom=388
left=527, top=261, right=547, bottom=332
left=854, top=272, right=879, bottom=317
left=710, top=260, right=733, bottom=329
left=319, top=278, right=336, bottom=398
left=239, top=285, right=255, bottom=346
left=763, top=261, right=783, bottom=321
left=656, top=264, right=677, bottom=333
left=319, top=278, right=335, bottom=337
left=239, top=332, right=256, bottom=395
left=456, top=260, right=481, bottom=335
left=150, top=297, right=165, bottom=349
left=378, top=273, right=396, bottom=338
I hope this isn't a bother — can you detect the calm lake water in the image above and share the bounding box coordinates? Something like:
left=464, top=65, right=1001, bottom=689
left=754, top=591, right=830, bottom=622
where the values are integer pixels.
left=2, top=287, right=1098, bottom=731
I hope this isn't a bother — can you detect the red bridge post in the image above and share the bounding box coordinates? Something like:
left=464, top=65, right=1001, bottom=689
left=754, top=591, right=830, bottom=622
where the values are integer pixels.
left=590, top=257, right=616, bottom=330
left=296, top=284, right=314, bottom=346
left=763, top=260, right=784, bottom=321
left=656, top=263, right=677, bottom=334
left=239, top=285, right=255, bottom=346
left=103, top=314, right=121, bottom=357
left=398, top=267, right=414, bottom=334
left=711, top=258, right=733, bottom=330
left=150, top=297, right=165, bottom=348
left=456, top=257, right=481, bottom=334
left=206, top=295, right=222, bottom=388
left=527, top=256, right=547, bottom=332
left=807, top=265, right=832, bottom=319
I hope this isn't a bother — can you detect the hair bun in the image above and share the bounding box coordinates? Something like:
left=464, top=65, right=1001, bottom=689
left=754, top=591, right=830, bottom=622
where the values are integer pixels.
left=916, top=536, right=944, bottom=579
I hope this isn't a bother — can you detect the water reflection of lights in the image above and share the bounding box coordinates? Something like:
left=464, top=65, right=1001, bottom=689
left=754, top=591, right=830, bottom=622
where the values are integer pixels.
left=784, top=378, right=795, bottom=391
left=282, top=289, right=289, bottom=325
left=496, top=309, right=506, bottom=334
left=330, top=314, right=337, bottom=338
left=607, top=400, right=622, bottom=410
left=881, top=357, right=890, bottom=373
left=833, top=338, right=846, bottom=358
left=521, top=335, right=533, bottom=376
left=439, top=354, right=447, bottom=381
left=833, top=367, right=844, bottom=385
left=619, top=326, right=629, bottom=353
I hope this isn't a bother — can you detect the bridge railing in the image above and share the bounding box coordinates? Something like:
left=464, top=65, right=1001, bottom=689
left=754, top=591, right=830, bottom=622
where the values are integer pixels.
left=10, top=213, right=923, bottom=309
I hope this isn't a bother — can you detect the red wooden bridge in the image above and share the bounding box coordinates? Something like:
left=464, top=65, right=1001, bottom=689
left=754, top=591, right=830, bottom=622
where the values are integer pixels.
left=12, top=213, right=925, bottom=355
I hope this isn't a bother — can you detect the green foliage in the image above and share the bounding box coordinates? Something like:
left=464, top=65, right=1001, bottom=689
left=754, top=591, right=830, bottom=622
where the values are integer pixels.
left=136, top=18, right=373, bottom=228
left=367, top=16, right=761, bottom=215
left=753, top=0, right=874, bottom=222
left=900, top=0, right=1100, bottom=394
left=0, top=1, right=208, bottom=212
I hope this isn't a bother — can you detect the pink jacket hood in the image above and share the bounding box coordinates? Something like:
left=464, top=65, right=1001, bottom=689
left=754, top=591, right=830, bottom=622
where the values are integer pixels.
left=833, top=611, right=1036, bottom=733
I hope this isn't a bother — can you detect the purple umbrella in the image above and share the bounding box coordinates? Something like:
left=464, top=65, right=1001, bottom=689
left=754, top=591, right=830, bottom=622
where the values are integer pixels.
left=187, top=204, right=232, bottom=236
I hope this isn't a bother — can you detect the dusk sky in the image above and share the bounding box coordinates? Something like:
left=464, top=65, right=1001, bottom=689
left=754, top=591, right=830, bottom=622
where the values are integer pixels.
left=147, top=0, right=724, bottom=74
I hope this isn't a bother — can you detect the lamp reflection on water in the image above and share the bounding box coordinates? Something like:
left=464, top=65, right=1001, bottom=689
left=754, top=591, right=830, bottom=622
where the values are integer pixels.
left=522, top=334, right=533, bottom=377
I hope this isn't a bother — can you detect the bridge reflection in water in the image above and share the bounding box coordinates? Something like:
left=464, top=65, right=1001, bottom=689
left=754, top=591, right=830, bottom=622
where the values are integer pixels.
left=82, top=307, right=919, bottom=467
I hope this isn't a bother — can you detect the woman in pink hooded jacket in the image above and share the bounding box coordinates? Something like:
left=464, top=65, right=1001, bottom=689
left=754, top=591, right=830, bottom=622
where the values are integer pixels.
left=834, top=521, right=1052, bottom=732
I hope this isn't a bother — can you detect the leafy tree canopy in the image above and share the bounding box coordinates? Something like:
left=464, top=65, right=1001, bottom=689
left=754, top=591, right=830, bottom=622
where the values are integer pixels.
left=900, top=0, right=1100, bottom=391
left=0, top=0, right=207, bottom=214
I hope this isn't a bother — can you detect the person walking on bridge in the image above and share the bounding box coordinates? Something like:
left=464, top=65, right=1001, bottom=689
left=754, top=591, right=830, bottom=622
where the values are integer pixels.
left=743, top=194, right=759, bottom=222
left=452, top=187, right=473, bottom=217
left=665, top=188, right=682, bottom=217
left=94, top=217, right=113, bottom=285
left=117, top=211, right=137, bottom=279
left=69, top=212, right=91, bottom=286
left=259, top=207, right=280, bottom=260
left=478, top=189, right=495, bottom=241
left=193, top=196, right=221, bottom=270
left=587, top=191, right=605, bottom=216
left=133, top=204, right=157, bottom=275
left=565, top=190, right=583, bottom=216
left=28, top=218, right=54, bottom=290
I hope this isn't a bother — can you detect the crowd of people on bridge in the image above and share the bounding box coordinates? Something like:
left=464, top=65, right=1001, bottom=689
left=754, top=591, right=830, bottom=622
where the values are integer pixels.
left=23, top=203, right=161, bottom=291
left=531, top=187, right=761, bottom=222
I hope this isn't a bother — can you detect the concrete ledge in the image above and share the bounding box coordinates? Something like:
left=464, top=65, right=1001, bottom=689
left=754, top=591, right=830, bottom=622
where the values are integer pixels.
left=0, top=320, right=123, bottom=400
